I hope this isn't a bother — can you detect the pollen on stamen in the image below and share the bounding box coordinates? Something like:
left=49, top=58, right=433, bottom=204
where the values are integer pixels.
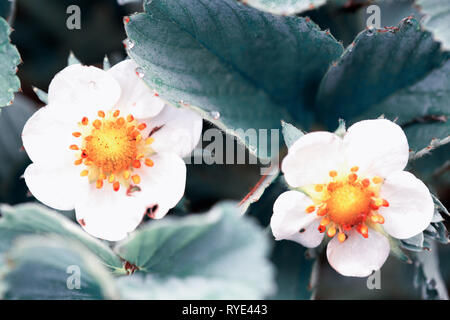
left=113, top=181, right=120, bottom=192
left=80, top=170, right=89, bottom=177
left=320, top=217, right=330, bottom=226
left=327, top=226, right=336, bottom=237
left=137, top=123, right=147, bottom=131
left=72, top=132, right=82, bottom=138
left=123, top=170, right=130, bottom=180
left=145, top=158, right=154, bottom=167
left=351, top=166, right=359, bottom=172
left=329, top=170, right=337, bottom=178
left=127, top=115, right=134, bottom=122
left=93, top=119, right=102, bottom=129
left=305, top=205, right=315, bottom=213
left=108, top=174, right=115, bottom=183
left=362, top=178, right=370, bottom=188
left=348, top=173, right=357, bottom=183
left=98, top=110, right=105, bottom=118
left=131, top=174, right=141, bottom=184
left=317, top=205, right=328, bottom=216
left=318, top=225, right=326, bottom=233
left=372, top=176, right=383, bottom=184
left=132, top=160, right=141, bottom=169
left=74, top=159, right=83, bottom=165
left=113, top=110, right=120, bottom=117
left=145, top=137, right=154, bottom=145
left=96, top=179, right=103, bottom=189
left=314, top=184, right=323, bottom=192
left=117, top=117, right=125, bottom=126
left=81, top=117, right=89, bottom=125
left=382, top=199, right=389, bottom=207
left=360, top=224, right=369, bottom=238
left=70, top=144, right=79, bottom=150
left=338, top=232, right=347, bottom=242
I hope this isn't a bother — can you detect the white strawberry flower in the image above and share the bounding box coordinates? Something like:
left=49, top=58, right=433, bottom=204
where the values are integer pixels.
left=22, top=60, right=202, bottom=241
left=271, top=119, right=434, bottom=277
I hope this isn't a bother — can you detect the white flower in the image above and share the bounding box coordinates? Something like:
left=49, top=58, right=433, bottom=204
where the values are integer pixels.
left=22, top=60, right=202, bottom=241
left=271, top=119, right=434, bottom=277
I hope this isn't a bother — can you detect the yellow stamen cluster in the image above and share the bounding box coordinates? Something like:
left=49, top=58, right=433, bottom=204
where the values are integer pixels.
left=304, top=167, right=388, bottom=242
left=70, top=109, right=155, bottom=192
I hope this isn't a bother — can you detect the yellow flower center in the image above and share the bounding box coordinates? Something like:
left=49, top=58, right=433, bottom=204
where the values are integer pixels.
left=69, top=110, right=155, bottom=192
left=303, top=167, right=389, bottom=243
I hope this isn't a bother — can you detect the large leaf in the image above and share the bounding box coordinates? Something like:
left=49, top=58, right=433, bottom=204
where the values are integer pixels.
left=0, top=17, right=20, bottom=109
left=125, top=0, right=343, bottom=158
left=243, top=0, right=326, bottom=15
left=0, top=203, right=123, bottom=273
left=0, top=236, right=119, bottom=300
left=416, top=0, right=450, bottom=51
left=316, top=18, right=449, bottom=152
left=114, top=202, right=275, bottom=299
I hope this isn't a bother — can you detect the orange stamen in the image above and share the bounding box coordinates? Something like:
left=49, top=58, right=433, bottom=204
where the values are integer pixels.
left=338, top=232, right=347, bottom=243
left=113, top=181, right=120, bottom=192
left=305, top=205, right=316, bottom=213
left=145, top=158, right=154, bottom=167
left=98, top=110, right=105, bottom=118
left=329, top=170, right=337, bottom=178
left=69, top=144, right=79, bottom=150
left=96, top=179, right=103, bottom=189
left=72, top=132, right=82, bottom=138
left=137, top=123, right=147, bottom=131
left=131, top=174, right=141, bottom=184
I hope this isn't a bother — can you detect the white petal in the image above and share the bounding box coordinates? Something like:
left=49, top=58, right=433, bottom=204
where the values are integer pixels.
left=281, top=132, right=345, bottom=187
left=48, top=64, right=121, bottom=118
left=132, top=152, right=187, bottom=219
left=344, top=119, right=409, bottom=178
left=24, top=163, right=87, bottom=211
left=22, top=106, right=77, bottom=165
left=108, top=60, right=165, bottom=118
left=326, top=229, right=390, bottom=277
left=146, top=104, right=203, bottom=158
left=75, top=185, right=147, bottom=241
left=271, top=191, right=324, bottom=248
left=379, top=171, right=434, bottom=239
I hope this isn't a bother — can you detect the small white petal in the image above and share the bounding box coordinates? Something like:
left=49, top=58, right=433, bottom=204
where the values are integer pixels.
left=281, top=132, right=345, bottom=187
left=146, top=104, right=203, bottom=158
left=48, top=64, right=121, bottom=118
left=75, top=185, right=147, bottom=241
left=327, top=229, right=390, bottom=277
left=24, top=163, right=87, bottom=211
left=379, top=171, right=434, bottom=239
left=271, top=191, right=324, bottom=248
left=108, top=60, right=165, bottom=118
left=22, top=106, right=77, bottom=165
left=344, top=119, right=409, bottom=178
left=133, top=152, right=187, bottom=219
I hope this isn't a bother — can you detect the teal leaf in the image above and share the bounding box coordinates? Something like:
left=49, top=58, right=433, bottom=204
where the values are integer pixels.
left=0, top=203, right=123, bottom=273
left=0, top=17, right=20, bottom=109
left=316, top=18, right=449, bottom=152
left=67, top=51, right=81, bottom=66
left=114, top=202, right=275, bottom=299
left=125, top=0, right=343, bottom=158
left=281, top=120, right=305, bottom=149
left=103, top=55, right=111, bottom=70
left=0, top=0, right=15, bottom=21
left=0, top=236, right=119, bottom=300
left=416, top=0, right=450, bottom=51
left=242, top=0, right=326, bottom=15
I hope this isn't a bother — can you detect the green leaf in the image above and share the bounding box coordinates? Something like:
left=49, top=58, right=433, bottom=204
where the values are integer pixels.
left=416, top=0, right=450, bottom=51
left=316, top=18, right=449, bottom=152
left=0, top=95, right=34, bottom=202
left=0, top=203, right=123, bottom=273
left=281, top=120, right=304, bottom=149
left=0, top=17, right=20, bottom=109
left=243, top=0, right=326, bottom=15
left=114, top=201, right=275, bottom=299
left=125, top=0, right=343, bottom=158
left=0, top=236, right=119, bottom=300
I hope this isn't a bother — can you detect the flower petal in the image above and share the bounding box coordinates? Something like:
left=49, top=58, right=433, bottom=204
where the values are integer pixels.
left=281, top=132, right=345, bottom=187
left=75, top=185, right=147, bottom=241
left=48, top=64, right=121, bottom=118
left=343, top=119, right=409, bottom=178
left=146, top=104, right=203, bottom=158
left=271, top=191, right=324, bottom=248
left=133, top=152, right=187, bottom=219
left=108, top=60, right=165, bottom=118
left=22, top=106, right=77, bottom=165
left=379, top=171, right=434, bottom=239
left=326, top=229, right=390, bottom=277
left=24, top=163, right=87, bottom=211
